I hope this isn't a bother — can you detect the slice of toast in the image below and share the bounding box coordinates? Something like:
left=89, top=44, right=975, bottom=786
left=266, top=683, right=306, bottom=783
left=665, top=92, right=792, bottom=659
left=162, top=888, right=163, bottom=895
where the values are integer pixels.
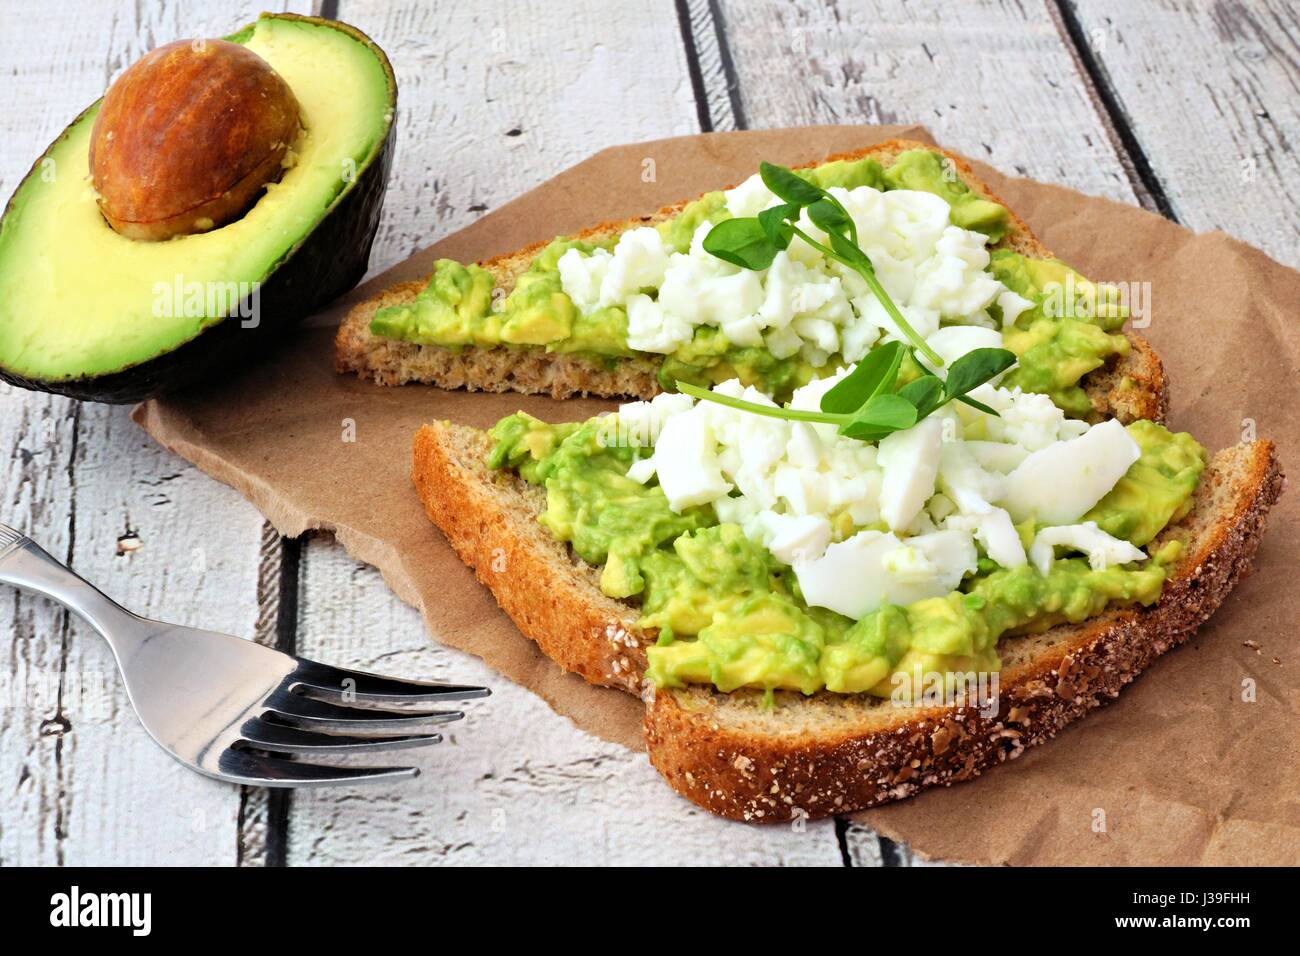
left=411, top=419, right=1282, bottom=820
left=336, top=138, right=1166, bottom=421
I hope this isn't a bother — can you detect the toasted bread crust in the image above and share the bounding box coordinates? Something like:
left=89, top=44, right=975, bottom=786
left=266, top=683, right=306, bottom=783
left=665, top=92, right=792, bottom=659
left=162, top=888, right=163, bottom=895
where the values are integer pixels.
left=338, top=138, right=1165, bottom=415
left=412, top=423, right=647, bottom=692
left=643, top=441, right=1283, bottom=820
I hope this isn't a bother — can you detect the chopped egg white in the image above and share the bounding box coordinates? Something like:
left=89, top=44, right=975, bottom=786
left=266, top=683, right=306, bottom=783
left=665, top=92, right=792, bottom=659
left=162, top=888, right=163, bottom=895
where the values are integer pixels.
left=723, top=173, right=778, bottom=218
left=919, top=325, right=1006, bottom=376
left=794, top=530, right=899, bottom=619
left=911, top=227, right=1005, bottom=318
left=617, top=391, right=694, bottom=450
left=999, top=419, right=1140, bottom=524
left=748, top=511, right=833, bottom=564
left=877, top=416, right=944, bottom=532
left=962, top=383, right=1090, bottom=451
left=881, top=529, right=978, bottom=605
left=651, top=410, right=731, bottom=510
left=1028, top=521, right=1147, bottom=575
left=997, top=289, right=1035, bottom=329
left=937, top=439, right=1006, bottom=515
left=556, top=226, right=670, bottom=314
left=618, top=351, right=1142, bottom=623
left=962, top=439, right=1029, bottom=473
left=625, top=294, right=693, bottom=354
left=946, top=509, right=1027, bottom=569
left=557, top=183, right=1022, bottom=369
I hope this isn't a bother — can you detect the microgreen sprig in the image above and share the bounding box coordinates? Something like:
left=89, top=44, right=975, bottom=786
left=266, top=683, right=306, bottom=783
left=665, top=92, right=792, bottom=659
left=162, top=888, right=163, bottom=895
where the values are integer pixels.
left=703, top=161, right=943, bottom=366
left=676, top=343, right=1017, bottom=443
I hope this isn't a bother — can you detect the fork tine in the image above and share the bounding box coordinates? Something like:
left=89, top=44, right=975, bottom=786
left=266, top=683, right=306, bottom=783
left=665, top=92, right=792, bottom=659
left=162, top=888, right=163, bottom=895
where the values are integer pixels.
left=215, top=748, right=419, bottom=788
left=265, top=689, right=466, bottom=732
left=238, top=717, right=442, bottom=754
left=289, top=660, right=491, bottom=704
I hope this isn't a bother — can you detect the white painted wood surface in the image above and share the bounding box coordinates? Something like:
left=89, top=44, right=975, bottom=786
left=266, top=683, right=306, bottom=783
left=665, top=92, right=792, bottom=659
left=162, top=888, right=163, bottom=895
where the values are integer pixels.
left=0, top=0, right=1294, bottom=866
left=715, top=0, right=1140, bottom=203
left=1068, top=0, right=1300, bottom=265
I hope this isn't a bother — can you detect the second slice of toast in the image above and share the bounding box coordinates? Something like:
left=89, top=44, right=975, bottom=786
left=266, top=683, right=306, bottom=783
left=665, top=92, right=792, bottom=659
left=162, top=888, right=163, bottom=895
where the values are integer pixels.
left=337, top=138, right=1167, bottom=422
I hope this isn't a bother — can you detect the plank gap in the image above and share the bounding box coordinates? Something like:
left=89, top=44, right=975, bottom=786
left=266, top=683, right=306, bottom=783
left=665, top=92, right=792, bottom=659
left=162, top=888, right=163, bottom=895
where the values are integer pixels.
left=878, top=835, right=904, bottom=867
left=674, top=0, right=716, bottom=132
left=833, top=817, right=852, bottom=866
left=676, top=0, right=744, bottom=131
left=1049, top=0, right=1179, bottom=220
left=236, top=525, right=301, bottom=867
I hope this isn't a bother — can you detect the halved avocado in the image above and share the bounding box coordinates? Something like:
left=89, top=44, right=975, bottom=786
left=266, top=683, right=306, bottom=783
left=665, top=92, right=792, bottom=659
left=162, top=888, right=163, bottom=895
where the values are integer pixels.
left=0, top=13, right=397, bottom=402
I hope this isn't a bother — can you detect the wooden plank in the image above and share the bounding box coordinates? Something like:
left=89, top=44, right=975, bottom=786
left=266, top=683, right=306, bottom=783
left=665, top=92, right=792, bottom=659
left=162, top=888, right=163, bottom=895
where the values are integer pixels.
left=1065, top=0, right=1300, bottom=265
left=842, top=823, right=973, bottom=866
left=677, top=0, right=743, bottom=131
left=349, top=0, right=699, bottom=277
left=713, top=0, right=1140, bottom=202
left=0, top=0, right=306, bottom=866
left=0, top=390, right=77, bottom=865
left=286, top=0, right=847, bottom=865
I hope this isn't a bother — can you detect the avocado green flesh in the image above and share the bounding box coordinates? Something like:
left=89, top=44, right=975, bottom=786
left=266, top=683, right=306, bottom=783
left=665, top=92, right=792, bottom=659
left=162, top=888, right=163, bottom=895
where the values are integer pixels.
left=989, top=250, right=1130, bottom=416
left=879, top=149, right=1010, bottom=241
left=488, top=412, right=1205, bottom=697
left=0, top=16, right=392, bottom=381
left=1083, top=420, right=1207, bottom=545
left=370, top=150, right=1045, bottom=401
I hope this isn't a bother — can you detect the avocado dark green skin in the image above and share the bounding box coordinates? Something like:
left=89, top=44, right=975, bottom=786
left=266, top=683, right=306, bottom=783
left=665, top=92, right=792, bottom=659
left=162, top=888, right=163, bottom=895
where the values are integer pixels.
left=0, top=13, right=398, bottom=404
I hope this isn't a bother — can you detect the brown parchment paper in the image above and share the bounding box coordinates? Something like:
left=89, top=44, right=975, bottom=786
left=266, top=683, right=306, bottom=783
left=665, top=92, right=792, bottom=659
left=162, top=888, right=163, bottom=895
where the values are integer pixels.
left=133, top=125, right=1299, bottom=866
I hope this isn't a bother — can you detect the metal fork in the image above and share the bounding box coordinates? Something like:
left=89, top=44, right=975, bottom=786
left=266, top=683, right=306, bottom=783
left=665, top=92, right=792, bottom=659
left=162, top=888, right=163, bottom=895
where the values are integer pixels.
left=0, top=523, right=488, bottom=787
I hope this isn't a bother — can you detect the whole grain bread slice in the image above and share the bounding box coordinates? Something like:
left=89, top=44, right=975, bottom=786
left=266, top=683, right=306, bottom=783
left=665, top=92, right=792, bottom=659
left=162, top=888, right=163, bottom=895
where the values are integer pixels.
left=337, top=138, right=1166, bottom=421
left=412, top=418, right=1282, bottom=820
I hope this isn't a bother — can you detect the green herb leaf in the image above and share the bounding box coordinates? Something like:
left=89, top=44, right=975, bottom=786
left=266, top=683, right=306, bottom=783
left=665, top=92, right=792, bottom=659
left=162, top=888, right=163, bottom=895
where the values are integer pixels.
left=826, top=228, right=871, bottom=269
left=759, top=161, right=824, bottom=206
left=839, top=393, right=918, bottom=439
left=820, top=341, right=905, bottom=413
left=943, top=348, right=1018, bottom=402
left=757, top=202, right=800, bottom=248
left=897, top=374, right=944, bottom=418
left=807, top=198, right=853, bottom=239
left=702, top=218, right=782, bottom=270
left=713, top=161, right=944, bottom=366
left=956, top=394, right=1000, bottom=415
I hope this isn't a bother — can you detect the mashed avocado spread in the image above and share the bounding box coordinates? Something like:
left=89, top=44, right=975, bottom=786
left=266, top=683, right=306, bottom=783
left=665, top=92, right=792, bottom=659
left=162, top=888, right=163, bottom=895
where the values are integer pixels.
left=487, top=411, right=1205, bottom=698
left=367, top=150, right=1143, bottom=405
left=990, top=251, right=1130, bottom=416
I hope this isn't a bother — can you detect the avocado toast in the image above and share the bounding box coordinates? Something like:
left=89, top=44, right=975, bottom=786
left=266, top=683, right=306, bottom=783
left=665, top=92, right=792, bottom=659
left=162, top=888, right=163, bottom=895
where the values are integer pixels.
left=336, top=140, right=1164, bottom=414
left=415, top=418, right=1277, bottom=819
left=355, top=144, right=1280, bottom=820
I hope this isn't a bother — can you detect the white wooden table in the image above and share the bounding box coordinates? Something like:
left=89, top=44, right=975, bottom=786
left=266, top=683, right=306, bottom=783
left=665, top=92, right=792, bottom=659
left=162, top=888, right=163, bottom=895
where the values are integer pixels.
left=1, top=0, right=1295, bottom=867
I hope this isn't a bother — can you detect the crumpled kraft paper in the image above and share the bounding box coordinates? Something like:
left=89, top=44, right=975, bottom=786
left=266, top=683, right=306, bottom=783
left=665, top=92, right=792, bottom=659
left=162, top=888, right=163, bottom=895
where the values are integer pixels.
left=134, top=124, right=1298, bottom=865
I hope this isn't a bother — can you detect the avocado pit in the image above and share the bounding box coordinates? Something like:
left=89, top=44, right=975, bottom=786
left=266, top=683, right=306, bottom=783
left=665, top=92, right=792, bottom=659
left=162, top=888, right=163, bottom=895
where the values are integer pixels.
left=89, top=38, right=301, bottom=241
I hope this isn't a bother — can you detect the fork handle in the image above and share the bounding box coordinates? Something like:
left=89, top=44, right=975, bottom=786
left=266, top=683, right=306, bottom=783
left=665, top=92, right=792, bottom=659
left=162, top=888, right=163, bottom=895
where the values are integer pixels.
left=0, top=526, right=139, bottom=641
